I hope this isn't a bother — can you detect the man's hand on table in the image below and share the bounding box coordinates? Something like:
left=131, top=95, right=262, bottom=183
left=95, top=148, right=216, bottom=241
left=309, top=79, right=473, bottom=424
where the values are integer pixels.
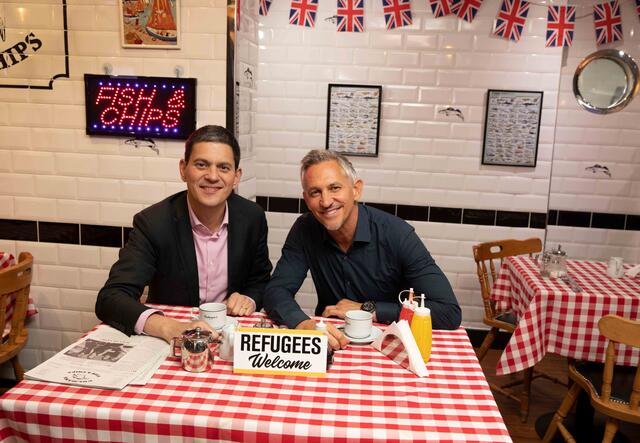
left=144, top=313, right=219, bottom=343
left=296, top=318, right=349, bottom=350
left=322, top=299, right=378, bottom=322
left=225, top=292, right=256, bottom=316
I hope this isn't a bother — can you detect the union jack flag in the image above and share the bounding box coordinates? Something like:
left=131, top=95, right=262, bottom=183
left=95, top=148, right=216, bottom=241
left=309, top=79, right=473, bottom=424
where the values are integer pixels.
left=429, top=0, right=452, bottom=18
left=593, top=1, right=622, bottom=45
left=290, top=0, right=318, bottom=27
left=382, top=0, right=413, bottom=30
left=450, top=0, right=484, bottom=23
left=259, top=0, right=272, bottom=16
left=492, top=0, right=529, bottom=42
left=546, top=5, right=575, bottom=47
left=337, top=0, right=365, bottom=32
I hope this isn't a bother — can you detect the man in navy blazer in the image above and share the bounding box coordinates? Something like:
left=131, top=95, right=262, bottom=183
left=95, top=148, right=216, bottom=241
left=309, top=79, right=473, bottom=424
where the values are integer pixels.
left=96, top=126, right=272, bottom=342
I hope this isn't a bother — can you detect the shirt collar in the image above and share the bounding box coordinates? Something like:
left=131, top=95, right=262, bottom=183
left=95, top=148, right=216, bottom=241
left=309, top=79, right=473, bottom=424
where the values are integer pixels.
left=187, top=200, right=229, bottom=235
left=320, top=202, right=371, bottom=245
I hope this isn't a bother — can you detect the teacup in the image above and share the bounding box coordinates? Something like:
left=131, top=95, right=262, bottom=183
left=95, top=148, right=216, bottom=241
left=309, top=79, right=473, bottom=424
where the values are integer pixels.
left=607, top=257, right=624, bottom=278
left=344, top=310, right=372, bottom=339
left=199, top=302, right=227, bottom=329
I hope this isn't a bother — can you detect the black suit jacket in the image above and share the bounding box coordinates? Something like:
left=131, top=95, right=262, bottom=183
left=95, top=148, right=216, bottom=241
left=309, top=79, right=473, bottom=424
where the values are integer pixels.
left=95, top=191, right=272, bottom=336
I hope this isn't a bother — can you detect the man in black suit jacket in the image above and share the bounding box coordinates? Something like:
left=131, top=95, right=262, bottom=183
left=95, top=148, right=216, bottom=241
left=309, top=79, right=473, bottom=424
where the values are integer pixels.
left=96, top=126, right=272, bottom=342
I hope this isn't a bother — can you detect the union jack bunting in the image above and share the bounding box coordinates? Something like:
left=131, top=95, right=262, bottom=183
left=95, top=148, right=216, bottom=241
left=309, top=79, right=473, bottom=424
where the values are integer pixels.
left=593, top=1, right=623, bottom=45
left=259, top=0, right=272, bottom=16
left=637, top=0, right=640, bottom=18
left=546, top=5, right=575, bottom=47
left=290, top=0, right=318, bottom=27
left=337, top=0, right=365, bottom=32
left=429, top=0, right=452, bottom=18
left=492, top=0, right=529, bottom=42
left=450, top=0, right=484, bottom=23
left=382, top=0, right=413, bottom=30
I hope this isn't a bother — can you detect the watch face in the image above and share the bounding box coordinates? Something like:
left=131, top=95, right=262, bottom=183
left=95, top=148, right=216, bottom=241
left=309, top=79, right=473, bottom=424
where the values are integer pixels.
left=361, top=301, right=376, bottom=312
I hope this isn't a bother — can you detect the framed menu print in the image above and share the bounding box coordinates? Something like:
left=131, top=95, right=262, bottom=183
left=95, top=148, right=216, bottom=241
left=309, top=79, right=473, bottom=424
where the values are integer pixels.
left=326, top=84, right=382, bottom=157
left=481, top=89, right=543, bottom=167
left=119, top=0, right=181, bottom=49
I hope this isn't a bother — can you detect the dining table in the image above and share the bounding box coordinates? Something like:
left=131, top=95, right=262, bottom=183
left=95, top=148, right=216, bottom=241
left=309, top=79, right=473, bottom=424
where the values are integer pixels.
left=491, top=255, right=640, bottom=376
left=0, top=252, right=38, bottom=336
left=0, top=305, right=512, bottom=442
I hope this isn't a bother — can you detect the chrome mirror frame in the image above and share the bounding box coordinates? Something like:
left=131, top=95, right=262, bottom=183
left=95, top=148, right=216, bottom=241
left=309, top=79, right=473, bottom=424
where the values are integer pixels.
left=573, top=49, right=640, bottom=114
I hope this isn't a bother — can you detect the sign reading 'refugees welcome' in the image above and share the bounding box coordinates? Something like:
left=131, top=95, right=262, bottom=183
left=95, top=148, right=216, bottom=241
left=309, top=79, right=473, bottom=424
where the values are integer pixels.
left=233, top=328, right=328, bottom=377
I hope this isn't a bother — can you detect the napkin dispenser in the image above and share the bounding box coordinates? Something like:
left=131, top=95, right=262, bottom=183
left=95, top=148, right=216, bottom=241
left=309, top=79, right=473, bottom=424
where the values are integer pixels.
left=539, top=244, right=568, bottom=278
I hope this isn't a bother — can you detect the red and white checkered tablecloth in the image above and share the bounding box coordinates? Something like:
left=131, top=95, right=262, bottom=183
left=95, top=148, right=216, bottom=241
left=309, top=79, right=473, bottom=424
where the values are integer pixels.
left=491, top=256, right=640, bottom=376
left=0, top=305, right=511, bottom=443
left=0, top=252, right=38, bottom=336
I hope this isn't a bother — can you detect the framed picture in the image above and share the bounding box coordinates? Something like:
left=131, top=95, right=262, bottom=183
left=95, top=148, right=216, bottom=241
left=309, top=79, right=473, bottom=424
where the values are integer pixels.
left=481, top=89, right=543, bottom=167
left=119, top=0, right=181, bottom=49
left=326, top=84, right=382, bottom=157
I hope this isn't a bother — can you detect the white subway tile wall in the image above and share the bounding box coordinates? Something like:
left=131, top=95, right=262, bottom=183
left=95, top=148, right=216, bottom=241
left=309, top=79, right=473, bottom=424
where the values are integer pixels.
left=0, top=0, right=638, bottom=377
left=546, top=0, right=640, bottom=263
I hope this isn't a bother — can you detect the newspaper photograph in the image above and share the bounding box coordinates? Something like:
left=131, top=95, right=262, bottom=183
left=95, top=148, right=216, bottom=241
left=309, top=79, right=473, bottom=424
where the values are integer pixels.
left=25, top=325, right=169, bottom=390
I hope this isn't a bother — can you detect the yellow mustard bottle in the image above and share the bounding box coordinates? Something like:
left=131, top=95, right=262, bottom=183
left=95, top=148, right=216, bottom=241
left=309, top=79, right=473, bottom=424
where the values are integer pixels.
left=410, top=293, right=432, bottom=363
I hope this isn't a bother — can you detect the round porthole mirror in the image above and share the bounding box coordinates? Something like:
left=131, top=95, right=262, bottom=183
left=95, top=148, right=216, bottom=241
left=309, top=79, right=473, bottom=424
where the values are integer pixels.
left=573, top=49, right=639, bottom=114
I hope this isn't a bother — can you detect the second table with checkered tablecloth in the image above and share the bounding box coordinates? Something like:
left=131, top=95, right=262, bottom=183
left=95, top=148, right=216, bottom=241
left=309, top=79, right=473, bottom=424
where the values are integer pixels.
left=491, top=256, right=640, bottom=376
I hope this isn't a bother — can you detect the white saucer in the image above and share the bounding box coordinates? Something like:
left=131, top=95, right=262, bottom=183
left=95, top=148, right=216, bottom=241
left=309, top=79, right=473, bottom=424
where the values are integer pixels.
left=338, top=325, right=383, bottom=344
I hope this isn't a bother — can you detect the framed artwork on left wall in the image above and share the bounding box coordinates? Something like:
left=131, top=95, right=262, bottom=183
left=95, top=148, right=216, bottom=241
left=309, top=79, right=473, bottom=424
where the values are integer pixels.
left=119, top=0, right=181, bottom=49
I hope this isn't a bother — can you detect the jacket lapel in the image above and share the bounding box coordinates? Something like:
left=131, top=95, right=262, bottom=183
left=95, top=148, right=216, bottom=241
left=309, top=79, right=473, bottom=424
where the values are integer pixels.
left=172, top=192, right=200, bottom=306
left=227, top=193, right=242, bottom=294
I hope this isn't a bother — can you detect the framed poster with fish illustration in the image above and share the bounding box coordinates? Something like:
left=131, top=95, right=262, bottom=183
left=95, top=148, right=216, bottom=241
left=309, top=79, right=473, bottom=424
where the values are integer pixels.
left=326, top=84, right=382, bottom=157
left=119, top=0, right=181, bottom=49
left=481, top=89, right=543, bottom=167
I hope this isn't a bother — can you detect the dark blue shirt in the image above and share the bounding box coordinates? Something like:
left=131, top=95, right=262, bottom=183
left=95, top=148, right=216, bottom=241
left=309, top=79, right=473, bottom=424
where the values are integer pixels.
left=264, top=204, right=461, bottom=330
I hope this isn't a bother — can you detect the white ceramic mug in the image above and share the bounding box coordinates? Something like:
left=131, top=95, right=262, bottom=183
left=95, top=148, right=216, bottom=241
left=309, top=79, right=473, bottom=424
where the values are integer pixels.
left=607, top=257, right=624, bottom=278
left=344, top=310, right=373, bottom=339
left=199, top=302, right=227, bottom=329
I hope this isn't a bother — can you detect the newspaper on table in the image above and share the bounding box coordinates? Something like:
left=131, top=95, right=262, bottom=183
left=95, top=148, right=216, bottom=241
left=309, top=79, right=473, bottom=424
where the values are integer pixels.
left=25, top=324, right=169, bottom=390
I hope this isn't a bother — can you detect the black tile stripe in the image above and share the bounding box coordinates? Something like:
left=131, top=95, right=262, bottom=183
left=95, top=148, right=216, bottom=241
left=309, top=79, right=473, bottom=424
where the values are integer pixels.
left=1, top=203, right=640, bottom=248
left=39, top=222, right=79, bottom=245
left=81, top=225, right=122, bottom=247
left=496, top=211, right=529, bottom=228
left=557, top=210, right=590, bottom=228
left=0, top=219, right=37, bottom=242
left=397, top=204, right=428, bottom=222
left=591, top=212, right=625, bottom=230
left=463, top=209, right=496, bottom=226
left=530, top=213, right=547, bottom=229
left=268, top=197, right=299, bottom=213
left=430, top=207, right=462, bottom=224
left=256, top=196, right=268, bottom=212
left=627, top=215, right=640, bottom=231
left=364, top=202, right=396, bottom=216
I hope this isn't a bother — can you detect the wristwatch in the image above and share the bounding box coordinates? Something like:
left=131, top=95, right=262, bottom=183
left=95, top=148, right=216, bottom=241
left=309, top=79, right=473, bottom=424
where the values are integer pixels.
left=361, top=300, right=376, bottom=313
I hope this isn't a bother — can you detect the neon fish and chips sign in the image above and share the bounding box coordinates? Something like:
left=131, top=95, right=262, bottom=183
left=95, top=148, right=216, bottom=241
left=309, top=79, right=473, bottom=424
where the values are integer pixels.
left=84, top=74, right=197, bottom=140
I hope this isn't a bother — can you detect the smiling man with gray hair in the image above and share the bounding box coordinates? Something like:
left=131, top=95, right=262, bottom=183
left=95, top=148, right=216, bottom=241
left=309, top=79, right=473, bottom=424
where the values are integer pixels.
left=264, top=149, right=461, bottom=350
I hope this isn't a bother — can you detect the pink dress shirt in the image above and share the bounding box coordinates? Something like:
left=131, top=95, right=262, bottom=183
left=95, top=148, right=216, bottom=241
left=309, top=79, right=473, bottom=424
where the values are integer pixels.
left=134, top=202, right=231, bottom=334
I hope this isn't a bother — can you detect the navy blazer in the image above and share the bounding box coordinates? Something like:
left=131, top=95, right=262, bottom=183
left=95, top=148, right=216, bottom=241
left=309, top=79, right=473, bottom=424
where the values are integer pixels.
left=95, top=191, right=272, bottom=336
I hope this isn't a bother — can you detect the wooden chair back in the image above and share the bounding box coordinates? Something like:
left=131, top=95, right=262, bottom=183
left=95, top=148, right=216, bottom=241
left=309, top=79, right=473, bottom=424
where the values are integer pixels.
left=0, top=252, right=33, bottom=364
left=596, top=315, right=640, bottom=423
left=472, top=238, right=542, bottom=323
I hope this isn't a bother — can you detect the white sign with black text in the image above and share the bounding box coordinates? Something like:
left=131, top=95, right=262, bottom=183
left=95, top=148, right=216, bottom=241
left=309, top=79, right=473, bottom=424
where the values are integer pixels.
left=233, top=328, right=328, bottom=377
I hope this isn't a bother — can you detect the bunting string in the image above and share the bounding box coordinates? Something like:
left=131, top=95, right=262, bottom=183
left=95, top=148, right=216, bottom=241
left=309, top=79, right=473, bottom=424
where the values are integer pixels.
left=257, top=0, right=637, bottom=47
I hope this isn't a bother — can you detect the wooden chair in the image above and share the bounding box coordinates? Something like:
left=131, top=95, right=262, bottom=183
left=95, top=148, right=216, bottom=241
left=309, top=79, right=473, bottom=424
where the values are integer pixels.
left=0, top=252, right=33, bottom=382
left=542, top=315, right=640, bottom=443
left=473, top=238, right=564, bottom=422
